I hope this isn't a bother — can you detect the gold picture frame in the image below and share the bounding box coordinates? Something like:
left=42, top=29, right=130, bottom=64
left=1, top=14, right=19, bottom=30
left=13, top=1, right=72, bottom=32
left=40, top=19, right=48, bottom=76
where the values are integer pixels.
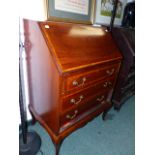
left=45, top=0, right=95, bottom=24
left=94, top=0, right=127, bottom=26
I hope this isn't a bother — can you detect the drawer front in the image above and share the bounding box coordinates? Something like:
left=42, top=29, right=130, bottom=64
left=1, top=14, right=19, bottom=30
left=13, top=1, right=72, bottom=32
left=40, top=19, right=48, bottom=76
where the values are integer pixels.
left=60, top=108, right=79, bottom=127
left=78, top=90, right=111, bottom=117
left=63, top=63, right=120, bottom=93
left=61, top=77, right=115, bottom=112
left=60, top=90, right=111, bottom=127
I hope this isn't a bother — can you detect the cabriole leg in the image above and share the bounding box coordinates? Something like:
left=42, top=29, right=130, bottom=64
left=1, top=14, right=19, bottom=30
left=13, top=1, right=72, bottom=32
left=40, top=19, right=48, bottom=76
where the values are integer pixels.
left=102, top=110, right=108, bottom=121
left=54, top=140, right=63, bottom=155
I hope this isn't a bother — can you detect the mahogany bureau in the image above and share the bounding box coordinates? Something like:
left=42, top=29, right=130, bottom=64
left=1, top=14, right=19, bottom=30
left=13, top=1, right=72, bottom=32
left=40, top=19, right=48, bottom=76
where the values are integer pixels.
left=23, top=19, right=122, bottom=155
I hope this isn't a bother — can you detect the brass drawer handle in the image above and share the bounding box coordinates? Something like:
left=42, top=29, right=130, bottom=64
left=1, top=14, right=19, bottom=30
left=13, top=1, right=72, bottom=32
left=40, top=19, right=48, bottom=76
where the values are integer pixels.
left=103, top=81, right=112, bottom=88
left=106, top=68, right=115, bottom=75
left=70, top=95, right=84, bottom=105
left=97, top=95, right=105, bottom=101
left=72, top=77, right=86, bottom=87
left=101, top=100, right=105, bottom=104
left=66, top=110, right=78, bottom=120
left=103, top=82, right=108, bottom=88
left=108, top=81, right=112, bottom=86
left=97, top=95, right=105, bottom=104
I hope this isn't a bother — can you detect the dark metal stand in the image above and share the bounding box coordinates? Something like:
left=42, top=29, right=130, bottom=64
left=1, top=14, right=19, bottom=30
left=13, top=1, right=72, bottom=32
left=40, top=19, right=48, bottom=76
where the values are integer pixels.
left=19, top=22, right=41, bottom=155
left=19, top=131, right=41, bottom=155
left=107, top=0, right=118, bottom=32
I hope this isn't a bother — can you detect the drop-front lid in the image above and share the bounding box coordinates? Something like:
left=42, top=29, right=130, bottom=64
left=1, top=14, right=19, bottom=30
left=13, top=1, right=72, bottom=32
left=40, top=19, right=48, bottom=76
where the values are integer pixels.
left=39, top=21, right=122, bottom=73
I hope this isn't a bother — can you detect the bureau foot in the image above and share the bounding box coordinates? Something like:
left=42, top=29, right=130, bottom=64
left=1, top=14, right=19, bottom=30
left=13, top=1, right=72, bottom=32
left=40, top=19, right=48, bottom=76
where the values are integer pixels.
left=54, top=140, right=63, bottom=155
left=102, top=111, right=108, bottom=121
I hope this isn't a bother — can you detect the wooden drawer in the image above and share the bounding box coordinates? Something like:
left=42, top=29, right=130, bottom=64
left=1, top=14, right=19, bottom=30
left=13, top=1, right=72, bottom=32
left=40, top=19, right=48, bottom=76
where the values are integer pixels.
left=60, top=108, right=79, bottom=128
left=79, top=90, right=111, bottom=112
left=60, top=90, right=111, bottom=127
left=63, top=63, right=120, bottom=93
left=61, top=77, right=115, bottom=112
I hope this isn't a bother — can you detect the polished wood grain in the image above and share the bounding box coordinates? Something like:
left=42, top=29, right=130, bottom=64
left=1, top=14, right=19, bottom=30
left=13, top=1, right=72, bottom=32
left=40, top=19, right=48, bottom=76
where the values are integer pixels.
left=61, top=77, right=115, bottom=112
left=24, top=20, right=61, bottom=135
left=64, top=63, right=119, bottom=92
left=24, top=19, right=122, bottom=155
left=61, top=61, right=121, bottom=95
left=39, top=21, right=122, bottom=72
left=60, top=90, right=110, bottom=127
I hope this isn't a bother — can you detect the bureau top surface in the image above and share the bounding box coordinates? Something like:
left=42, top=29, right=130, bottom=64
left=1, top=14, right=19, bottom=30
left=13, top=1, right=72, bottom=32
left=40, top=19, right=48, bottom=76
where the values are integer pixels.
left=39, top=21, right=122, bottom=73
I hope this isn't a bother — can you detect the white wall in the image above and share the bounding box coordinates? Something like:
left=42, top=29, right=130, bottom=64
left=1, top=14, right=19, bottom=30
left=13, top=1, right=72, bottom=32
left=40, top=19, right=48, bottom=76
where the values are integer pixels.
left=19, top=0, right=47, bottom=122
left=19, top=0, right=47, bottom=21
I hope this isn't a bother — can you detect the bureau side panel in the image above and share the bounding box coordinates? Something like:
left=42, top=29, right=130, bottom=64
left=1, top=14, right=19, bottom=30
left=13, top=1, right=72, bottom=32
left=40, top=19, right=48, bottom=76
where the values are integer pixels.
left=23, top=19, right=60, bottom=134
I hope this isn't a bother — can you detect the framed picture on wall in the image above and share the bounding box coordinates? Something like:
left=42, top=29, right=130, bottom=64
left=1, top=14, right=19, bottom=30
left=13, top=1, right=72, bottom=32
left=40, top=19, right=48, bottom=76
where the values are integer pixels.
left=94, top=0, right=127, bottom=26
left=46, top=0, right=95, bottom=24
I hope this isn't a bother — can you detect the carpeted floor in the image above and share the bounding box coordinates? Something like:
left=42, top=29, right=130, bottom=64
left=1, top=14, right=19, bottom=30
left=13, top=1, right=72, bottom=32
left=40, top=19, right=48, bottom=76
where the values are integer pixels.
left=28, top=96, right=135, bottom=155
